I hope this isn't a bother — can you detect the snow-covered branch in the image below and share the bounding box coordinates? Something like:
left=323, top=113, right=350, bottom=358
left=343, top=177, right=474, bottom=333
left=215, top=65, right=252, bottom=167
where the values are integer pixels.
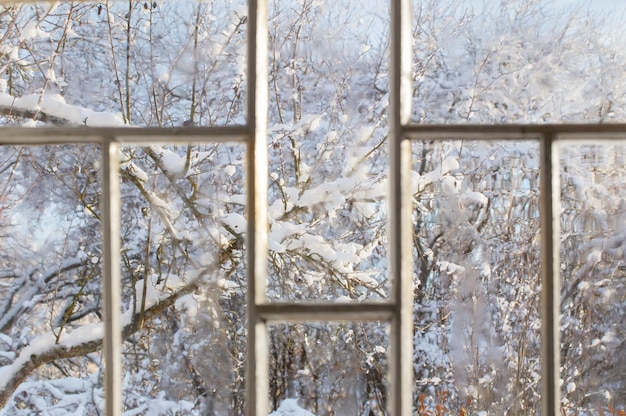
left=0, top=93, right=126, bottom=127
left=0, top=266, right=208, bottom=408
left=0, top=258, right=87, bottom=332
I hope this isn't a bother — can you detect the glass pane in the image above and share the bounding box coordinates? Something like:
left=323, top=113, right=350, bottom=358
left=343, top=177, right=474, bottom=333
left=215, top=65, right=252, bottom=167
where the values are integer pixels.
left=269, top=322, right=389, bottom=415
left=0, top=142, right=248, bottom=415
left=0, top=1, right=247, bottom=127
left=411, top=0, right=626, bottom=124
left=560, top=141, right=626, bottom=415
left=267, top=0, right=390, bottom=301
left=118, top=143, right=247, bottom=414
left=0, top=144, right=104, bottom=414
left=412, top=140, right=542, bottom=414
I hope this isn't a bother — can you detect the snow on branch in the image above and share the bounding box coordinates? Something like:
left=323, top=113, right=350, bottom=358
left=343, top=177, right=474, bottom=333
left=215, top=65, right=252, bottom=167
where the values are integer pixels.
left=0, top=266, right=209, bottom=408
left=0, top=258, right=88, bottom=332
left=0, top=92, right=126, bottom=127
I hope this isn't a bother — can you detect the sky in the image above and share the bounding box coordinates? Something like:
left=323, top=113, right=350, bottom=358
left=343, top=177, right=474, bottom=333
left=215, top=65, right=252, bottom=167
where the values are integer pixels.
left=557, top=0, right=626, bottom=16
left=566, top=0, right=626, bottom=10
left=462, top=0, right=626, bottom=30
left=469, top=0, right=626, bottom=14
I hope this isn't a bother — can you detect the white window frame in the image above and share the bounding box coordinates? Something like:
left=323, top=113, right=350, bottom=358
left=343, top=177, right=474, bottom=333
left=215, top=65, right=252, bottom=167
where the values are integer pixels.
left=2, top=1, right=625, bottom=415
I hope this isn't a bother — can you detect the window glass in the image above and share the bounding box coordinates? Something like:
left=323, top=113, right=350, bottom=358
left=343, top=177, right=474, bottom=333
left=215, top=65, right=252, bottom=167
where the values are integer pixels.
left=266, top=0, right=390, bottom=302
left=411, top=0, right=626, bottom=124
left=269, top=322, right=389, bottom=415
left=0, top=1, right=247, bottom=127
left=412, top=139, right=542, bottom=414
left=117, top=142, right=247, bottom=413
left=559, top=141, right=626, bottom=415
left=0, top=144, right=105, bottom=413
left=0, top=142, right=248, bottom=414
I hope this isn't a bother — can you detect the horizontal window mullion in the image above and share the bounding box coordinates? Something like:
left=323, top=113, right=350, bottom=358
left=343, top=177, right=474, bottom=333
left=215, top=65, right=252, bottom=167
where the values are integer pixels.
left=402, top=123, right=626, bottom=140
left=256, top=302, right=395, bottom=322
left=0, top=126, right=248, bottom=145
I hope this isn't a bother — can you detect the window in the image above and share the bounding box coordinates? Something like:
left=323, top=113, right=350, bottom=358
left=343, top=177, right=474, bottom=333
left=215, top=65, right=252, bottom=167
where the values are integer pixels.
left=1, top=1, right=625, bottom=415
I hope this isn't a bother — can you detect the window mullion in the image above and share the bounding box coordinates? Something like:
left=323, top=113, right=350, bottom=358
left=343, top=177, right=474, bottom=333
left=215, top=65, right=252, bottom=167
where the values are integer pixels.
left=101, top=138, right=122, bottom=416
left=540, top=134, right=562, bottom=415
left=246, top=1, right=269, bottom=415
left=389, top=0, right=414, bottom=415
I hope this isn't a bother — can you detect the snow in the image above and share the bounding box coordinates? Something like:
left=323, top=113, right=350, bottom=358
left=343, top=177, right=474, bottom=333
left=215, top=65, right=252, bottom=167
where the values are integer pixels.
left=269, top=399, right=316, bottom=416
left=0, top=333, right=12, bottom=346
left=437, top=261, right=465, bottom=274
left=120, top=159, right=149, bottom=182
left=229, top=193, right=247, bottom=205
left=460, top=190, right=489, bottom=206
left=150, top=146, right=187, bottom=179
left=18, top=21, right=50, bottom=42
left=0, top=332, right=57, bottom=392
left=566, top=382, right=576, bottom=394
left=269, top=222, right=306, bottom=253
left=0, top=92, right=126, bottom=126
left=157, top=71, right=170, bottom=85
left=440, top=156, right=459, bottom=175
left=0, top=268, right=204, bottom=398
left=224, top=164, right=237, bottom=177
left=222, top=212, right=247, bottom=234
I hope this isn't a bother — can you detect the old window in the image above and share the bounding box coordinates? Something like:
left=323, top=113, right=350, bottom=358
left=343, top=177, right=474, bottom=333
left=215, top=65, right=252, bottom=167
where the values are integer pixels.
left=1, top=1, right=625, bottom=415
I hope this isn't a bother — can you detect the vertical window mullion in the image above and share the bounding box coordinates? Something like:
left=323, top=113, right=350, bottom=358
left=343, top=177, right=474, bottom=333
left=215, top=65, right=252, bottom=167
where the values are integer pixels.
left=539, top=134, right=562, bottom=415
left=246, top=1, right=269, bottom=415
left=389, top=0, right=414, bottom=415
left=101, top=138, right=122, bottom=416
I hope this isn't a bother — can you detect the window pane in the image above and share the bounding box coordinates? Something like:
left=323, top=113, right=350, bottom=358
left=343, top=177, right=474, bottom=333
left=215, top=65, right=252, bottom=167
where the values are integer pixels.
left=411, top=0, right=626, bottom=124
left=118, top=143, right=247, bottom=414
left=412, top=139, right=541, bottom=414
left=559, top=141, right=626, bottom=415
left=0, top=144, right=104, bottom=413
left=267, top=0, right=390, bottom=302
left=0, top=142, right=248, bottom=414
left=269, top=322, right=389, bottom=416
left=0, top=1, right=247, bottom=127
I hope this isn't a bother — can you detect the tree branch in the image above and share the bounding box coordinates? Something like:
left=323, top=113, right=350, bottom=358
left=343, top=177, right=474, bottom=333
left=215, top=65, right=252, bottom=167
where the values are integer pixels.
left=0, top=106, right=72, bottom=125
left=0, top=93, right=126, bottom=126
left=0, top=268, right=204, bottom=408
